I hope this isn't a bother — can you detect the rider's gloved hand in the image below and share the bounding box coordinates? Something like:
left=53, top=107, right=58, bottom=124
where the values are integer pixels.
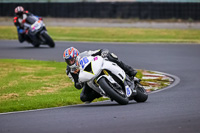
left=101, top=49, right=109, bottom=58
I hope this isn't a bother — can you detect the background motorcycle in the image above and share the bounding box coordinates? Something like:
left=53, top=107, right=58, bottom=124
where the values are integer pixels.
left=78, top=55, right=148, bottom=105
left=23, top=15, right=55, bottom=48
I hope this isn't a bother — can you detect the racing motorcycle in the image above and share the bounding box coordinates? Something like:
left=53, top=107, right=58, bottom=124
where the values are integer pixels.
left=78, top=55, right=148, bottom=105
left=23, top=15, right=55, bottom=48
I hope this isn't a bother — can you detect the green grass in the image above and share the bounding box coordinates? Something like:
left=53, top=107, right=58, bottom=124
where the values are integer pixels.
left=0, top=59, right=82, bottom=113
left=0, top=59, right=170, bottom=113
left=0, top=26, right=200, bottom=43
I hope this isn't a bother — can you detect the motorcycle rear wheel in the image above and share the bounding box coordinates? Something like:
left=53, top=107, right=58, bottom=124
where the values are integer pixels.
left=133, top=83, right=148, bottom=102
left=98, top=77, right=129, bottom=105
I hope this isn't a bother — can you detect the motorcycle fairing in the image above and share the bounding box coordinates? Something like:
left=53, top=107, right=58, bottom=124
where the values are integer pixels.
left=79, top=56, right=103, bottom=82
left=79, top=55, right=126, bottom=83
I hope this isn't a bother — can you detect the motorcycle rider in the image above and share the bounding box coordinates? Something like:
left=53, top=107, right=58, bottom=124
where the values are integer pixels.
left=63, top=47, right=138, bottom=103
left=13, top=6, right=42, bottom=44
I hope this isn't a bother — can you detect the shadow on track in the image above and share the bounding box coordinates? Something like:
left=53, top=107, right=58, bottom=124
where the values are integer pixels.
left=16, top=46, right=51, bottom=49
left=71, top=101, right=139, bottom=108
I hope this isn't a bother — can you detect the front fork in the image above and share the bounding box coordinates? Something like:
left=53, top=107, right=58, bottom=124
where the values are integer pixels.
left=39, top=29, right=47, bottom=43
left=96, top=70, right=135, bottom=98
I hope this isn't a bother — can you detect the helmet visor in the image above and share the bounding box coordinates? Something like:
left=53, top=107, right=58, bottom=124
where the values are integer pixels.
left=65, top=57, right=76, bottom=66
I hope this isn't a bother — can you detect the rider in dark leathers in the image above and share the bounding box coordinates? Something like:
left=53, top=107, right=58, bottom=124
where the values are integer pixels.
left=63, top=47, right=137, bottom=103
left=13, top=6, right=42, bottom=44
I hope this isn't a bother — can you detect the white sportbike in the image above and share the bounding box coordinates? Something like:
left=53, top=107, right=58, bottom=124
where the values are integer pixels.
left=78, top=55, right=148, bottom=105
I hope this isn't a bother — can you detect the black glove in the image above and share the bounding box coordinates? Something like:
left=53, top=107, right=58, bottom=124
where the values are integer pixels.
left=75, top=82, right=83, bottom=89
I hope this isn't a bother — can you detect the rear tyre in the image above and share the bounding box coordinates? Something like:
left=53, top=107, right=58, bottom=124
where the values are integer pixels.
left=134, top=83, right=148, bottom=102
left=98, top=77, right=129, bottom=105
left=42, top=32, right=55, bottom=48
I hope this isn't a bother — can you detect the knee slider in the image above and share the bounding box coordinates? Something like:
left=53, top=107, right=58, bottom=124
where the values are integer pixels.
left=80, top=95, right=87, bottom=102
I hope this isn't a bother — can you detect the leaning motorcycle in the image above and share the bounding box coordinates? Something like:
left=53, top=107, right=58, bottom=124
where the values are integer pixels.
left=23, top=15, right=55, bottom=48
left=78, top=55, right=148, bottom=105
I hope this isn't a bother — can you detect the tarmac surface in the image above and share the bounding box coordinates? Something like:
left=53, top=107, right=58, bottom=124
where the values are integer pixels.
left=0, top=40, right=200, bottom=133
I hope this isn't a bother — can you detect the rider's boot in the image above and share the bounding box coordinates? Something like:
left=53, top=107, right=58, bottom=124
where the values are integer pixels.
left=134, top=77, right=142, bottom=84
left=18, top=33, right=26, bottom=43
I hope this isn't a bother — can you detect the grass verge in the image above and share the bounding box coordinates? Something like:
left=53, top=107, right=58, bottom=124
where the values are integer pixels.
left=0, top=59, right=170, bottom=113
left=0, top=59, right=82, bottom=113
left=0, top=26, right=200, bottom=43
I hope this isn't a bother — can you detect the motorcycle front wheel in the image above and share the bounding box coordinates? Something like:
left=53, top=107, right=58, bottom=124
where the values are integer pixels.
left=98, top=77, right=129, bottom=105
left=42, top=32, right=55, bottom=48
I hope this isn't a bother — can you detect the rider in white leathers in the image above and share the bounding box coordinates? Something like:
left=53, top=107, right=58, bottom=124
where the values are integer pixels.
left=63, top=47, right=137, bottom=103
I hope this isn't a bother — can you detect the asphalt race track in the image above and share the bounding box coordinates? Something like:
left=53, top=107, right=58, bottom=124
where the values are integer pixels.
left=0, top=40, right=200, bottom=133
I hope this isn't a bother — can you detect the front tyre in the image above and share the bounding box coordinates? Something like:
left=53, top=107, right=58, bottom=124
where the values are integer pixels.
left=98, top=77, right=129, bottom=105
left=42, top=32, right=55, bottom=48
